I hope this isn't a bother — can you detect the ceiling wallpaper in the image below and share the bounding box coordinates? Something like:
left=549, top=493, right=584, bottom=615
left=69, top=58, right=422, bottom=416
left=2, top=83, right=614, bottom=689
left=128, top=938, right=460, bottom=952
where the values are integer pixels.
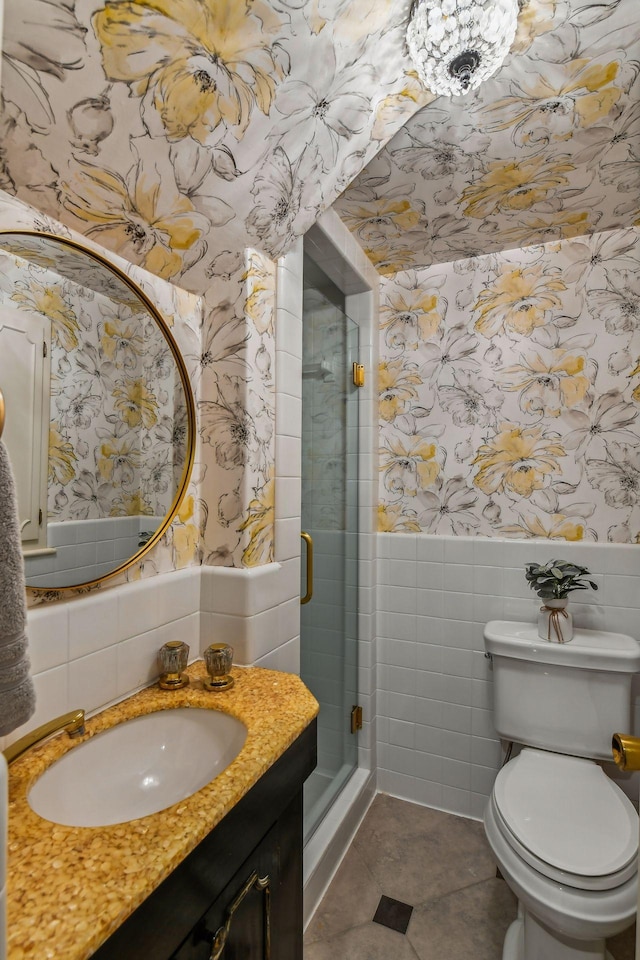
left=0, top=0, right=435, bottom=295
left=335, top=0, right=640, bottom=274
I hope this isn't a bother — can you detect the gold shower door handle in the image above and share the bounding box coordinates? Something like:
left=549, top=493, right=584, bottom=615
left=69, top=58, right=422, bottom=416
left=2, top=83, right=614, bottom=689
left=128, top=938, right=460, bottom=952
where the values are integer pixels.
left=300, top=532, right=313, bottom=605
left=0, top=386, right=5, bottom=438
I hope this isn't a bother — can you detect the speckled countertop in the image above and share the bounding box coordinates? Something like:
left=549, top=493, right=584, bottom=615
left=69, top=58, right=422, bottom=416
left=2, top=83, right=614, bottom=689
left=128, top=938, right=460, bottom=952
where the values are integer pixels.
left=6, top=662, right=318, bottom=960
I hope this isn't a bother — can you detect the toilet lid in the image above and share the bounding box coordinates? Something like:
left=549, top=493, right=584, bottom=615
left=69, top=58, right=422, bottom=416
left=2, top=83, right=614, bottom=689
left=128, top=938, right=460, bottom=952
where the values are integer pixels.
left=494, top=750, right=638, bottom=881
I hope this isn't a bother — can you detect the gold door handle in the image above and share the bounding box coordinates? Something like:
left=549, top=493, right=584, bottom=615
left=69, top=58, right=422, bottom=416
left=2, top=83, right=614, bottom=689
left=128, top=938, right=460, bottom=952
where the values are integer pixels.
left=612, top=733, right=640, bottom=771
left=300, top=531, right=313, bottom=605
left=209, top=871, right=271, bottom=960
left=0, top=387, right=5, bottom=439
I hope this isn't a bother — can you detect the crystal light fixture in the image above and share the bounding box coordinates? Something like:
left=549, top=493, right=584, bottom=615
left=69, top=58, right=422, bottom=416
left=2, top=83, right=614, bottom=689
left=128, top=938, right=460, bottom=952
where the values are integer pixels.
left=407, top=0, right=519, bottom=97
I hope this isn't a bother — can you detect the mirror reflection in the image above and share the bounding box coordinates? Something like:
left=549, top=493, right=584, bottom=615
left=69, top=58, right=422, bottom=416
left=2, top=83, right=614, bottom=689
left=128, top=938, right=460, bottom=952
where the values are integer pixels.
left=0, top=232, right=193, bottom=590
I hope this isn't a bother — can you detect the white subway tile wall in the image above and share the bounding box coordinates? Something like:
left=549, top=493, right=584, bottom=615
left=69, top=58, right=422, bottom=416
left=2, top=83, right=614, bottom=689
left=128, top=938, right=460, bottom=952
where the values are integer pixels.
left=377, top=534, right=640, bottom=820
left=199, top=564, right=300, bottom=668
left=10, top=558, right=301, bottom=753
left=2, top=567, right=200, bottom=751
left=18, top=528, right=639, bottom=828
left=25, top=516, right=162, bottom=587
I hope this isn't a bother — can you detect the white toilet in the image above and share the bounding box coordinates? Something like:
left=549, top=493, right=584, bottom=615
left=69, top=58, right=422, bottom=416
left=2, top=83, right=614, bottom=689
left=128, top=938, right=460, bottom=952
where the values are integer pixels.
left=483, top=620, right=640, bottom=960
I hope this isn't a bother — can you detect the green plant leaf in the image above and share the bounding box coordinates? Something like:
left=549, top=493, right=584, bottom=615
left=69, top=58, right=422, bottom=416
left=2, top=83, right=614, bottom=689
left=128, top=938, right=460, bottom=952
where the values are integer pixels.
left=524, top=557, right=596, bottom=600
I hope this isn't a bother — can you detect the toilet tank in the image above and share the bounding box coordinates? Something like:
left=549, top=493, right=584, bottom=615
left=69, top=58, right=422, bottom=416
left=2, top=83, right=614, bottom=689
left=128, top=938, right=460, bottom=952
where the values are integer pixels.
left=484, top=621, right=640, bottom=761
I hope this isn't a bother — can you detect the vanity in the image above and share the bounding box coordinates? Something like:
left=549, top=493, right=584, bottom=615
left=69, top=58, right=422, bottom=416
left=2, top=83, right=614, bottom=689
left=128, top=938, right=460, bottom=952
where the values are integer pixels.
left=6, top=662, right=318, bottom=960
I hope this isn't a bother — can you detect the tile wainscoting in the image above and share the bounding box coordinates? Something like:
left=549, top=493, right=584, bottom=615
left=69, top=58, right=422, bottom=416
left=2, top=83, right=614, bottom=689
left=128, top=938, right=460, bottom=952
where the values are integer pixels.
left=10, top=531, right=640, bottom=829
left=377, top=534, right=640, bottom=820
left=25, top=516, right=164, bottom=588
left=200, top=564, right=301, bottom=671
left=7, top=561, right=305, bottom=754
left=3, top=568, right=200, bottom=751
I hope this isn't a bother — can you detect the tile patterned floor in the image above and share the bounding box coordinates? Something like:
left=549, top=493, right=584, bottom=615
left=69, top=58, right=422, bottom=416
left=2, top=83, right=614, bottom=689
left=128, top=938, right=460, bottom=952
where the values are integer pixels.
left=304, top=794, right=636, bottom=960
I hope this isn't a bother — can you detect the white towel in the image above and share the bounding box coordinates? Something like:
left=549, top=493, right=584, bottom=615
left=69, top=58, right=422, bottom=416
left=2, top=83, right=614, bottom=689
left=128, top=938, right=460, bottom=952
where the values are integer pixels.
left=0, top=439, right=35, bottom=736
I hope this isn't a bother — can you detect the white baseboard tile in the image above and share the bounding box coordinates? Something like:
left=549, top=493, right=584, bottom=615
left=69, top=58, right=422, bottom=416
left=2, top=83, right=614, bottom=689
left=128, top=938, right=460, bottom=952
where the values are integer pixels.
left=303, top=768, right=376, bottom=928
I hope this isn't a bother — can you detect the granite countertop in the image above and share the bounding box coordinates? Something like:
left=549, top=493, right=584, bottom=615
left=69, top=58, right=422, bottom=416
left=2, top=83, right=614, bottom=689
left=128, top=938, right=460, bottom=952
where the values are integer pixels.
left=7, top=662, right=319, bottom=960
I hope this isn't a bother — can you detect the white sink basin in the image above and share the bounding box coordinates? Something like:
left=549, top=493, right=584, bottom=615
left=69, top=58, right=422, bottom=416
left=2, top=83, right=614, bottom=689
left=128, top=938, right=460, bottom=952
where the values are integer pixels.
left=28, top=708, right=247, bottom=827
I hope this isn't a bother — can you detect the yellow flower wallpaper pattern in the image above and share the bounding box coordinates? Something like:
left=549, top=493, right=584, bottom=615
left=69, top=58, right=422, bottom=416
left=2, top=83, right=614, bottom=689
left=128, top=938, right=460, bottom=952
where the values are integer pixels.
left=2, top=0, right=639, bottom=585
left=335, top=0, right=640, bottom=271
left=187, top=245, right=277, bottom=568
left=0, top=0, right=432, bottom=292
left=1, top=186, right=281, bottom=574
left=474, top=264, right=567, bottom=338
left=0, top=250, right=182, bottom=523
left=472, top=423, right=567, bottom=498
left=0, top=190, right=210, bottom=597
left=92, top=0, right=288, bottom=144
left=377, top=227, right=640, bottom=542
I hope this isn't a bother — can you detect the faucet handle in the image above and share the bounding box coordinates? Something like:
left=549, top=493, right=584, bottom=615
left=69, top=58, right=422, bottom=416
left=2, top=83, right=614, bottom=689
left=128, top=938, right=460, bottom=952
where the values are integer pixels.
left=158, top=640, right=190, bottom=689
left=203, top=643, right=234, bottom=691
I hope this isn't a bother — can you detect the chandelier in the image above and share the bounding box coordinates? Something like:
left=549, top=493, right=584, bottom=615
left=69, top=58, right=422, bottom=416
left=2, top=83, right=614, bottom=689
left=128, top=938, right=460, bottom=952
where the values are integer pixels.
left=406, top=0, right=518, bottom=97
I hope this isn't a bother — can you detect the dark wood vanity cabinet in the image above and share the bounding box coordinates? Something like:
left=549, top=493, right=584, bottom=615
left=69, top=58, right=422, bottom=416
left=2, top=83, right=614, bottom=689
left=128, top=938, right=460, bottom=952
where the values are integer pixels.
left=92, top=719, right=317, bottom=960
left=171, top=795, right=301, bottom=960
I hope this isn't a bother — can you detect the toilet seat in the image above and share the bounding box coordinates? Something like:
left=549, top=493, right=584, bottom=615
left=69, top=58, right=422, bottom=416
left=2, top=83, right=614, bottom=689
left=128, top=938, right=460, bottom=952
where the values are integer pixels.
left=485, top=793, right=638, bottom=944
left=493, top=749, right=638, bottom=892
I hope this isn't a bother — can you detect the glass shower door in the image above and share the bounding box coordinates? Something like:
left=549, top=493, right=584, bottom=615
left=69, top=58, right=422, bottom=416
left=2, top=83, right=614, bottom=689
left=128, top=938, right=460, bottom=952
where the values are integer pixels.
left=300, top=270, right=359, bottom=844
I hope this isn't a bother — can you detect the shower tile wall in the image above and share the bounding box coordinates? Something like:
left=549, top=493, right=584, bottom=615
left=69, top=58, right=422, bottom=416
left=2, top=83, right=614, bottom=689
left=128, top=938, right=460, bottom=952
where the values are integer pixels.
left=301, top=288, right=348, bottom=528
left=377, top=534, right=640, bottom=819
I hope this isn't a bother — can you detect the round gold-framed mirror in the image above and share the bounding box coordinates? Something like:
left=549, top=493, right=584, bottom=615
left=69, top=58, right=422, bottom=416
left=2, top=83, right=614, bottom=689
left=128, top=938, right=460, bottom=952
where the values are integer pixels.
left=0, top=230, right=196, bottom=591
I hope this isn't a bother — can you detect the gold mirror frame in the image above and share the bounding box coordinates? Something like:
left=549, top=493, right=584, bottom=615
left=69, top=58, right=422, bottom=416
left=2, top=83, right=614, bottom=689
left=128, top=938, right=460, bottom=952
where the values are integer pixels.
left=0, top=229, right=196, bottom=592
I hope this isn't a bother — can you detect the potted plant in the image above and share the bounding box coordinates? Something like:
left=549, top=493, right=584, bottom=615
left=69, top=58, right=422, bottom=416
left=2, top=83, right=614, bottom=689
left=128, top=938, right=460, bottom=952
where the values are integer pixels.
left=524, top=559, right=598, bottom=643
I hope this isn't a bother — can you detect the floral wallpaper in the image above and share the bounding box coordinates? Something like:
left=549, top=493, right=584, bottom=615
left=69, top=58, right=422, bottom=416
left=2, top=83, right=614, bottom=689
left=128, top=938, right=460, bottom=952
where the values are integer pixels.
left=4, top=0, right=639, bottom=579
left=377, top=227, right=640, bottom=542
left=0, top=189, right=279, bottom=592
left=335, top=0, right=640, bottom=273
left=0, top=190, right=209, bottom=600
left=194, top=246, right=278, bottom=568
left=0, top=249, right=184, bottom=523
left=0, top=0, right=428, bottom=575
left=0, top=0, right=434, bottom=293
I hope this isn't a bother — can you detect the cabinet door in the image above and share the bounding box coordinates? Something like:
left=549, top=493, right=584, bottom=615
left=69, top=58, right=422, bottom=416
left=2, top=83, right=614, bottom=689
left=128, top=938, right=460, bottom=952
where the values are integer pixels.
left=171, top=795, right=302, bottom=960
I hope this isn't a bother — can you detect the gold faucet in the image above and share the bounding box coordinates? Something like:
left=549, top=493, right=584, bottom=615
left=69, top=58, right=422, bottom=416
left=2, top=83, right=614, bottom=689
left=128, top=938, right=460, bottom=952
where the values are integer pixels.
left=3, top=709, right=86, bottom=765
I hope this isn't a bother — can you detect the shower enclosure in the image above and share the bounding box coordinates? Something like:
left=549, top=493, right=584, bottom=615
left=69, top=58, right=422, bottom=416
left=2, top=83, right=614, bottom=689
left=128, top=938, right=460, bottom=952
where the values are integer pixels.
left=300, top=253, right=360, bottom=843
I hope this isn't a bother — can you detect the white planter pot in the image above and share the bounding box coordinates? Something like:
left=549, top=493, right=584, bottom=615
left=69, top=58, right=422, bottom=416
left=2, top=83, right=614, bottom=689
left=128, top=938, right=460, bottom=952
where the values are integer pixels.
left=537, top=598, right=573, bottom=643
